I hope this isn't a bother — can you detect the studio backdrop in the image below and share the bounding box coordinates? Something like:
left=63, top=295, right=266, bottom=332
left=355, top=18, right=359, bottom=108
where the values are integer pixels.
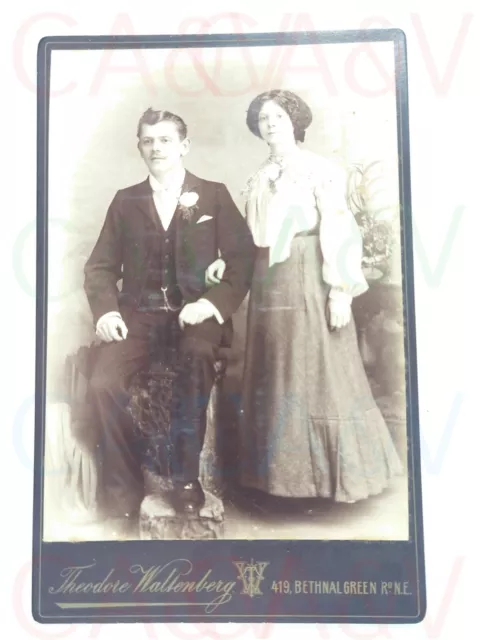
left=42, top=42, right=407, bottom=540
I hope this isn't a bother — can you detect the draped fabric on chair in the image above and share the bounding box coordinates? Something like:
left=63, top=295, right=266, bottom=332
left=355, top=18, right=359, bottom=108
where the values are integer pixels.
left=42, top=343, right=226, bottom=541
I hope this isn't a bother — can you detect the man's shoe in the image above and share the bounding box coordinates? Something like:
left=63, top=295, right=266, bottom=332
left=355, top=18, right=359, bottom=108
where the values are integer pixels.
left=172, top=479, right=205, bottom=515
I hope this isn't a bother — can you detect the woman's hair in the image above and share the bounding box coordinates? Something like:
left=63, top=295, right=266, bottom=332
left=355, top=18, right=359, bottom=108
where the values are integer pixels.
left=137, top=107, right=188, bottom=140
left=246, top=90, right=312, bottom=143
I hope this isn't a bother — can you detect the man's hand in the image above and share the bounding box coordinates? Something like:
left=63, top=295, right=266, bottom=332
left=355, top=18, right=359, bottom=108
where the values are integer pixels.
left=178, top=301, right=216, bottom=330
left=327, top=291, right=352, bottom=331
left=205, top=258, right=226, bottom=287
left=96, top=314, right=128, bottom=342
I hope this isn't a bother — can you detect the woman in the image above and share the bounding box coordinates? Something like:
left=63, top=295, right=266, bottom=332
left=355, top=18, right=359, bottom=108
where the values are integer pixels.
left=235, top=90, right=403, bottom=503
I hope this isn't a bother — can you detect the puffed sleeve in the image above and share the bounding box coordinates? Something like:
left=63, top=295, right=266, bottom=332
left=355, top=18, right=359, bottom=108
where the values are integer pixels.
left=314, top=160, right=369, bottom=299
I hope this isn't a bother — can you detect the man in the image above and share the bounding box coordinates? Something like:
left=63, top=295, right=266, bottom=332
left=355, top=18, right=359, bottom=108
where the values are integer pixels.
left=84, top=107, right=255, bottom=519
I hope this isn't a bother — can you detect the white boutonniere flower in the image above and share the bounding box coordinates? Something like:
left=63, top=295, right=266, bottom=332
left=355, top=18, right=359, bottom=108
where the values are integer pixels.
left=179, top=191, right=199, bottom=207
left=178, top=191, right=199, bottom=220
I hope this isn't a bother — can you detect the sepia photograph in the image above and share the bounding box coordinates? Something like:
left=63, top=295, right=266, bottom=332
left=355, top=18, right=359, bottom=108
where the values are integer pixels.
left=40, top=35, right=411, bottom=545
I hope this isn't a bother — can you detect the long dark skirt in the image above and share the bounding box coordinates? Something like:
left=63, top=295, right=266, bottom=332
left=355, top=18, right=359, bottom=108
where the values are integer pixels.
left=239, top=236, right=403, bottom=502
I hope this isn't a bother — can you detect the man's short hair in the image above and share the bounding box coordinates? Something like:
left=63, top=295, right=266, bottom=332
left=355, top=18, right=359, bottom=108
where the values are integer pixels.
left=137, top=108, right=188, bottom=140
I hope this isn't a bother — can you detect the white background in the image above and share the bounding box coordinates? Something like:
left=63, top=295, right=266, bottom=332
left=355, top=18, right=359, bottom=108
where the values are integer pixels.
left=1, top=1, right=476, bottom=638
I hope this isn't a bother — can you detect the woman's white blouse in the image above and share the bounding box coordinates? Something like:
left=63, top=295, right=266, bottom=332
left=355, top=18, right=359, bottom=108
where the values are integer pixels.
left=243, top=149, right=369, bottom=298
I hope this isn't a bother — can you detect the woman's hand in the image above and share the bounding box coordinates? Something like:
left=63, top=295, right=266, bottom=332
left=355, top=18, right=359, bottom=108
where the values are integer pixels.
left=327, top=291, right=352, bottom=331
left=205, top=258, right=226, bottom=287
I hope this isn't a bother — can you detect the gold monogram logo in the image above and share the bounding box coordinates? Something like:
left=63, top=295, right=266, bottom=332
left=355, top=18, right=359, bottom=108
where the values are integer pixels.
left=234, top=560, right=269, bottom=598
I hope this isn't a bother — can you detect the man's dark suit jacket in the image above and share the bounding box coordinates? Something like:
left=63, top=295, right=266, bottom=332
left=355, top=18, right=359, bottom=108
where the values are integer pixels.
left=83, top=170, right=256, bottom=328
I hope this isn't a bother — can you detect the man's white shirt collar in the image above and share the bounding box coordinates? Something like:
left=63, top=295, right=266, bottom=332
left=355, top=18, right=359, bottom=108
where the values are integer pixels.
left=148, top=168, right=185, bottom=193
left=148, top=169, right=186, bottom=232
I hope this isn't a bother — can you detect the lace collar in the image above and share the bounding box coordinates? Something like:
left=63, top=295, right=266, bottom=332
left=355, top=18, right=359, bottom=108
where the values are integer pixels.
left=243, top=148, right=319, bottom=197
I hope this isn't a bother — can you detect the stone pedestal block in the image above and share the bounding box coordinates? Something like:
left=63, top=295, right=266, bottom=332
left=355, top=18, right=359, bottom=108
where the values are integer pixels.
left=139, top=469, right=224, bottom=540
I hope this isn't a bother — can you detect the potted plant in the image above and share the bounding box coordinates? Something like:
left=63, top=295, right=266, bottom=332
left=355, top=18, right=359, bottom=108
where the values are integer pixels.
left=347, top=160, right=398, bottom=283
left=347, top=160, right=405, bottom=399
